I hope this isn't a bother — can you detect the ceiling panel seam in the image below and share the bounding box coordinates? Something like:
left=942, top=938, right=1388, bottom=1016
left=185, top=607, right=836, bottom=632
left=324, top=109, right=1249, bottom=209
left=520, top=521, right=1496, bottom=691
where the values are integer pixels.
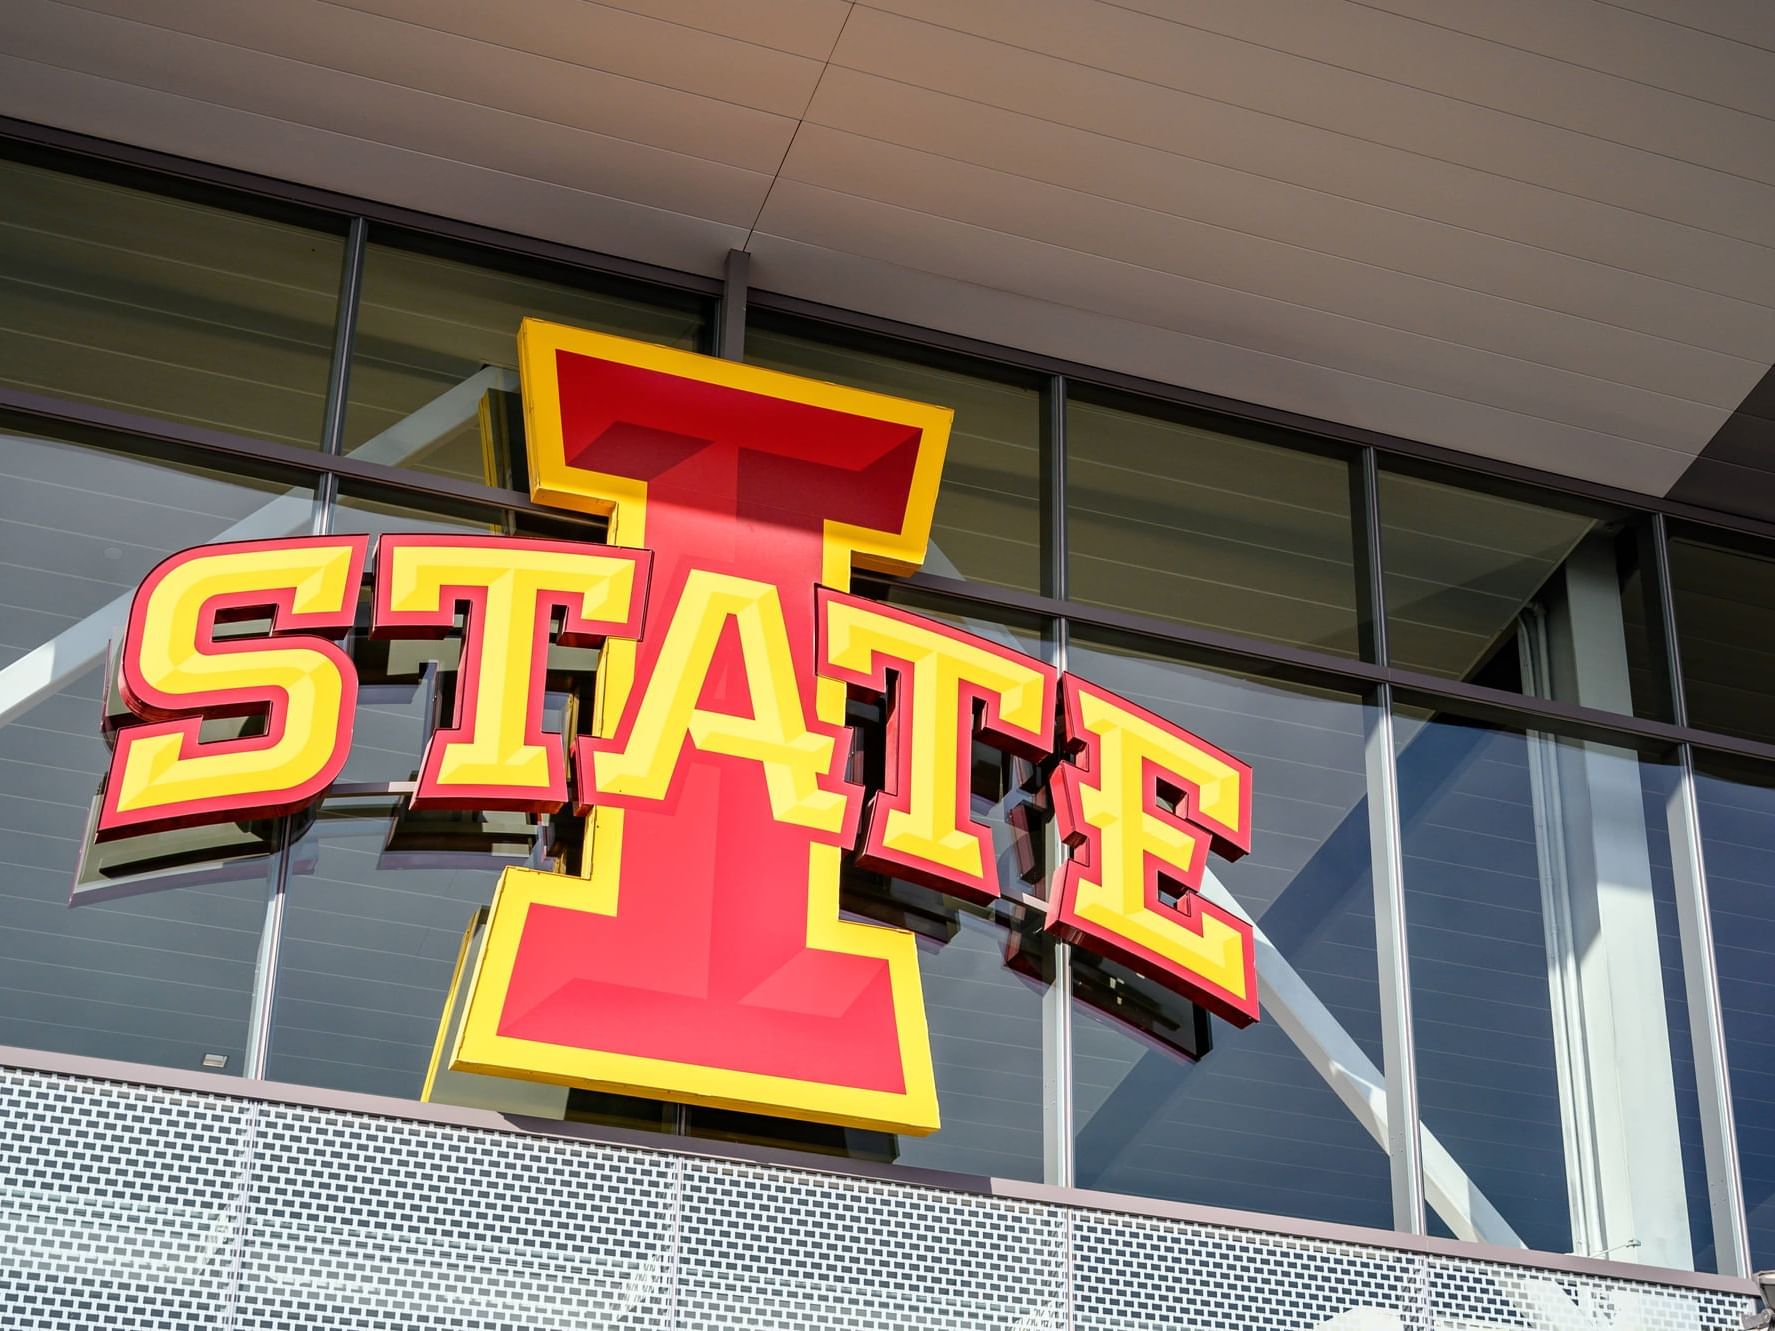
left=757, top=175, right=1764, bottom=424
left=1342, top=0, right=1775, bottom=121
left=1593, top=0, right=1775, bottom=54
left=1091, top=0, right=1775, bottom=182
left=34, top=0, right=789, bottom=185
left=746, top=230, right=1721, bottom=473
left=782, top=119, right=1775, bottom=373
left=805, top=68, right=1775, bottom=320
left=742, top=0, right=856, bottom=252
left=0, top=54, right=751, bottom=261
left=835, top=7, right=1775, bottom=251
left=304, top=0, right=824, bottom=119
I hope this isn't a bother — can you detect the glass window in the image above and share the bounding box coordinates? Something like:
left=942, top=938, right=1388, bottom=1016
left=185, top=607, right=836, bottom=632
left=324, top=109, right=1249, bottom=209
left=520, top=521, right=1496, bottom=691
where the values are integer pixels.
left=333, top=490, right=505, bottom=541
left=1063, top=630, right=1393, bottom=1228
left=330, top=491, right=604, bottom=788
left=269, top=489, right=605, bottom=1101
left=685, top=596, right=1057, bottom=1181
left=0, top=430, right=299, bottom=1072
left=745, top=324, right=1044, bottom=593
left=264, top=796, right=524, bottom=1100
left=1669, top=530, right=1775, bottom=746
left=269, top=585, right=1058, bottom=1184
left=1066, top=398, right=1360, bottom=656
left=1382, top=467, right=1663, bottom=717
left=342, top=240, right=707, bottom=487
left=1397, top=710, right=1711, bottom=1268
left=1694, top=756, right=1775, bottom=1271
left=0, top=158, right=343, bottom=447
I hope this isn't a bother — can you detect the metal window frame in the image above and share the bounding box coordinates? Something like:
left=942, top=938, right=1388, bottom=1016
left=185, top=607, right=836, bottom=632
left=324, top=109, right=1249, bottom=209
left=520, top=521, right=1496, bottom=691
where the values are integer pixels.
left=1042, top=372, right=1074, bottom=1191
left=1353, top=449, right=1426, bottom=1236
left=1651, top=515, right=1753, bottom=1276
left=0, top=115, right=1760, bottom=1279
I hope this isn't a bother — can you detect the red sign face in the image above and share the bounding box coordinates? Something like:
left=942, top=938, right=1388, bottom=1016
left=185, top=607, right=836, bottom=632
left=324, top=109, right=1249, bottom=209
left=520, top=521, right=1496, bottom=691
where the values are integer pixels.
left=96, top=323, right=1258, bottom=1133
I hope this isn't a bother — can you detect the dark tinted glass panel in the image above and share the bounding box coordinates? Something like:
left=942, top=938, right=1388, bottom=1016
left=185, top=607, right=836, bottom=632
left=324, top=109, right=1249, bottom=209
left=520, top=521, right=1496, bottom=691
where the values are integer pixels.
left=1066, top=401, right=1359, bottom=656
left=0, top=432, right=292, bottom=1071
left=1382, top=469, right=1662, bottom=716
left=1064, top=632, right=1391, bottom=1227
left=333, top=491, right=502, bottom=541
left=343, top=242, right=705, bottom=486
left=268, top=489, right=602, bottom=1103
left=1670, top=532, right=1775, bottom=746
left=0, top=159, right=342, bottom=447
left=1399, top=713, right=1711, bottom=1269
left=746, top=327, right=1043, bottom=592
left=1695, top=758, right=1775, bottom=1270
left=266, top=797, right=519, bottom=1101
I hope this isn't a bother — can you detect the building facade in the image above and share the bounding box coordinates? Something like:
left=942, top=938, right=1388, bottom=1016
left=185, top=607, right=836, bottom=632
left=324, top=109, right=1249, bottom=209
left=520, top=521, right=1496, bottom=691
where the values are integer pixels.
left=2, top=8, right=1775, bottom=1326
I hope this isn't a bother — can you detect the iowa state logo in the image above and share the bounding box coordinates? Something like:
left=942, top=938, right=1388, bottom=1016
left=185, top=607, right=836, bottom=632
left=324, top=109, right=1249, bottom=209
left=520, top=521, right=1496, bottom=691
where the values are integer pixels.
left=95, top=321, right=1258, bottom=1134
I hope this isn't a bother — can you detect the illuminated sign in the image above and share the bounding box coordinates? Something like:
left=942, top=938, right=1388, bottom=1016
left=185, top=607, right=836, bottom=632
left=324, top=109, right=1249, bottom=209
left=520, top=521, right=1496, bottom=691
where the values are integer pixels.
left=96, top=322, right=1258, bottom=1133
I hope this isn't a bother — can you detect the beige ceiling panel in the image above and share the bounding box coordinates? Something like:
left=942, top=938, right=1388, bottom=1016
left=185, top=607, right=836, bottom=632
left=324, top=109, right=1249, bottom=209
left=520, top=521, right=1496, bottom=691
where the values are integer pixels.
left=589, top=0, right=850, bottom=61
left=833, top=7, right=1775, bottom=291
left=1354, top=0, right=1775, bottom=119
left=6, top=0, right=769, bottom=225
left=808, top=68, right=1775, bottom=359
left=1600, top=0, right=1775, bottom=50
left=0, top=54, right=743, bottom=275
left=745, top=232, right=1699, bottom=495
left=756, top=178, right=1724, bottom=453
left=851, top=2, right=1775, bottom=242
left=1102, top=0, right=1775, bottom=182
left=331, top=0, right=825, bottom=117
left=59, top=0, right=796, bottom=174
left=782, top=123, right=1766, bottom=407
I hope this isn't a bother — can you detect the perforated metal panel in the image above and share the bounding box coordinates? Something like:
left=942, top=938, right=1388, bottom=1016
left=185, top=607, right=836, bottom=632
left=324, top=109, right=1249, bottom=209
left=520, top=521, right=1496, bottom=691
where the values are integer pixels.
left=232, top=1102, right=679, bottom=1329
left=0, top=1070, right=247, bottom=1329
left=677, top=1157, right=1066, bottom=1329
left=0, top=1065, right=1754, bottom=1331
left=1073, top=1210, right=1428, bottom=1330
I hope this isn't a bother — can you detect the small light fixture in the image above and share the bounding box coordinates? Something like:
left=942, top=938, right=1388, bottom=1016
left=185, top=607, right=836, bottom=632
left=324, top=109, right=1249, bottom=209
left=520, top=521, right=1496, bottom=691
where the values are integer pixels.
left=201, top=1053, right=228, bottom=1070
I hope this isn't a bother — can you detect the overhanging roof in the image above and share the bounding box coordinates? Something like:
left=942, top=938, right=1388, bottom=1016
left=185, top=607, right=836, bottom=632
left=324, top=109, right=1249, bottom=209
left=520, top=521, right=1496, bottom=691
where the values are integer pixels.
left=3, top=0, right=1774, bottom=502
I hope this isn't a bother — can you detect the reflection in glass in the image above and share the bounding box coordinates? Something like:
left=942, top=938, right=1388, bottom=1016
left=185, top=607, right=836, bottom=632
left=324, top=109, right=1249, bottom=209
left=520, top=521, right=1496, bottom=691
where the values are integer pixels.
left=332, top=492, right=505, bottom=541
left=1694, top=758, right=1775, bottom=1270
left=746, top=325, right=1044, bottom=592
left=1398, top=713, right=1710, bottom=1268
left=1380, top=468, right=1661, bottom=716
left=266, top=798, right=526, bottom=1100
left=686, top=894, right=1054, bottom=1181
left=0, top=158, right=342, bottom=447
left=683, top=596, right=1056, bottom=1180
left=0, top=433, right=296, bottom=1071
left=1067, top=399, right=1359, bottom=656
left=343, top=242, right=706, bottom=486
left=1670, top=532, right=1775, bottom=747
left=1063, top=632, right=1392, bottom=1228
left=1065, top=404, right=1356, bottom=660
left=330, top=495, right=604, bottom=787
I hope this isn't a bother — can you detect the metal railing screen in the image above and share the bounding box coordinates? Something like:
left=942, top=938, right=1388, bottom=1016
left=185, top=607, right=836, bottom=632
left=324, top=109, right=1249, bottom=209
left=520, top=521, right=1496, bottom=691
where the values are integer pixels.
left=0, top=1066, right=1750, bottom=1330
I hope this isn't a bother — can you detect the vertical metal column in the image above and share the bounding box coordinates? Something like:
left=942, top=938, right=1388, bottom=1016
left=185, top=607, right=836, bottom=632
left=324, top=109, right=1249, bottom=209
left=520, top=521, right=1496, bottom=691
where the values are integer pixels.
left=717, top=249, right=749, bottom=362
left=1352, top=448, right=1425, bottom=1235
left=1521, top=536, right=1694, bottom=1267
left=1041, top=374, right=1074, bottom=1189
left=1651, top=514, right=1752, bottom=1276
left=242, top=217, right=366, bottom=1080
left=308, top=215, right=366, bottom=535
